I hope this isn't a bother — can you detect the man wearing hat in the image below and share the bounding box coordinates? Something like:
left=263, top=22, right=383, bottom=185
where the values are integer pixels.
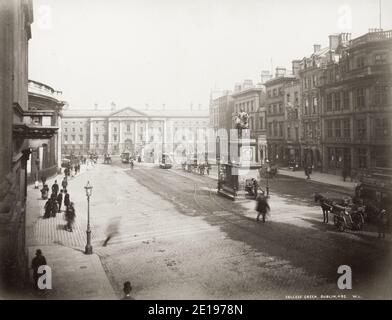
left=31, top=249, right=47, bottom=290
left=122, top=281, right=134, bottom=300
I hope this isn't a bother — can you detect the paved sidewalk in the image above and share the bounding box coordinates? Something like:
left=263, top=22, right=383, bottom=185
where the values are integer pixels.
left=278, top=168, right=358, bottom=190
left=175, top=164, right=358, bottom=190
left=25, top=165, right=117, bottom=299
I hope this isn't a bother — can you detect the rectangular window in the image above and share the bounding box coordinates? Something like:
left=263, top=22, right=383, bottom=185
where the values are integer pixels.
left=72, top=127, right=75, bottom=132
left=334, top=92, right=341, bottom=110
left=259, top=117, right=264, bottom=130
left=335, top=120, right=341, bottom=137
left=64, top=128, right=68, bottom=132
left=375, top=146, right=392, bottom=169
left=278, top=103, right=283, bottom=114
left=268, top=123, right=272, bottom=136
left=305, top=98, right=309, bottom=115
left=375, top=118, right=389, bottom=138
left=355, top=88, right=365, bottom=108
left=127, top=124, right=131, bottom=132
left=343, top=91, right=350, bottom=109
left=114, top=127, right=117, bottom=133
left=79, top=135, right=83, bottom=142
left=95, top=134, right=99, bottom=142
left=326, top=120, right=333, bottom=137
left=356, top=56, right=365, bottom=68
left=64, top=135, right=68, bottom=142
left=312, top=97, right=318, bottom=114
left=113, top=134, right=118, bottom=142
left=375, top=53, right=387, bottom=65
left=295, top=127, right=299, bottom=141
left=343, top=119, right=350, bottom=137
left=326, top=93, right=332, bottom=111
left=375, top=86, right=388, bottom=106
left=358, top=148, right=367, bottom=169
left=273, top=122, right=278, bottom=136
left=294, top=92, right=299, bottom=104
left=273, top=104, right=277, bottom=114
left=313, top=75, right=317, bottom=87
left=286, top=93, right=291, bottom=103
left=279, top=122, right=283, bottom=137
left=287, top=127, right=291, bottom=140
left=71, top=135, right=75, bottom=143
left=356, top=119, right=366, bottom=139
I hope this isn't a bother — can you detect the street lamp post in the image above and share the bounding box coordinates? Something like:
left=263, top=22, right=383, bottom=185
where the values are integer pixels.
left=266, top=159, right=270, bottom=198
left=84, top=181, right=93, bottom=255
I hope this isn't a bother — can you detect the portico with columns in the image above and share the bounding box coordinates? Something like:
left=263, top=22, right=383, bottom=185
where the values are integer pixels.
left=61, top=106, right=209, bottom=162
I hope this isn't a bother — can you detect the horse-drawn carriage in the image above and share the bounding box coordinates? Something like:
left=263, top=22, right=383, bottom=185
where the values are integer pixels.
left=315, top=193, right=366, bottom=232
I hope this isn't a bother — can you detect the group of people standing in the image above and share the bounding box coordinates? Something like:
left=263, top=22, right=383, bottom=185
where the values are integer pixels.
left=64, top=162, right=81, bottom=178
left=41, top=175, right=76, bottom=232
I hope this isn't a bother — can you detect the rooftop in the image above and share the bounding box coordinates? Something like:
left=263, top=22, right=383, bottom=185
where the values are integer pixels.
left=63, top=106, right=209, bottom=118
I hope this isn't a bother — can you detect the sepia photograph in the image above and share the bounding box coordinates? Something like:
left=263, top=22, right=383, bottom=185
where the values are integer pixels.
left=0, top=0, right=392, bottom=305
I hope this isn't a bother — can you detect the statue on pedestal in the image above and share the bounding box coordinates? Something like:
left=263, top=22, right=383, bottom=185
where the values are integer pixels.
left=234, top=107, right=249, bottom=138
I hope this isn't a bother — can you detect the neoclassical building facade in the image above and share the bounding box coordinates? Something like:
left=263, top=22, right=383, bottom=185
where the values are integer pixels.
left=61, top=106, right=209, bottom=163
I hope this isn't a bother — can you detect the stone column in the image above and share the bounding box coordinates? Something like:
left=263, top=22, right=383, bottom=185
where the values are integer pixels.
left=108, top=121, right=112, bottom=153
left=145, top=121, right=149, bottom=143
left=119, top=120, right=123, bottom=152
left=89, top=120, right=94, bottom=152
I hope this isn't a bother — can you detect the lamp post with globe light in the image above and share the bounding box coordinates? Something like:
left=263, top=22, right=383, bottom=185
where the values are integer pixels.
left=84, top=181, right=93, bottom=255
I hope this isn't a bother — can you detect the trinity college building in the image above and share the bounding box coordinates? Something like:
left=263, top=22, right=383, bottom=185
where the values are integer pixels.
left=61, top=105, right=209, bottom=163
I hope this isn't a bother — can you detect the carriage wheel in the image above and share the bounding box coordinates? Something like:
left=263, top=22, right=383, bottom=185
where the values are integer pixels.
left=333, top=215, right=339, bottom=226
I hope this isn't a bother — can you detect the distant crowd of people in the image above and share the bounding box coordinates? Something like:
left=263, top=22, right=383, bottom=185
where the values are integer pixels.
left=40, top=161, right=81, bottom=232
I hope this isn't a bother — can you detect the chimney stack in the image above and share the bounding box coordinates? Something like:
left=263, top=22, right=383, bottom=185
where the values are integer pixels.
left=275, top=67, right=286, bottom=77
left=260, top=70, right=272, bottom=84
left=313, top=44, right=321, bottom=53
left=329, top=34, right=340, bottom=51
left=291, top=60, right=301, bottom=78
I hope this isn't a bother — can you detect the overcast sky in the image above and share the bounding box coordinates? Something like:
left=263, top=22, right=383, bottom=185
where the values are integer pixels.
left=29, top=0, right=392, bottom=110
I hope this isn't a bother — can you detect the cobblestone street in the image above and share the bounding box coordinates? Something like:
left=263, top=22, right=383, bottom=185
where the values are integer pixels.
left=38, top=159, right=389, bottom=300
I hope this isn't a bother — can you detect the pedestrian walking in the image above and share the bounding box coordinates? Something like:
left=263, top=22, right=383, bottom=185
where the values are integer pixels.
left=65, top=202, right=76, bottom=232
left=64, top=190, right=70, bottom=210
left=41, top=175, right=47, bottom=188
left=41, top=184, right=49, bottom=199
left=61, top=177, right=68, bottom=190
left=31, top=249, right=47, bottom=290
left=57, top=190, right=63, bottom=213
left=43, top=199, right=52, bottom=219
left=52, top=180, right=59, bottom=196
left=256, top=193, right=270, bottom=223
left=50, top=193, right=58, bottom=217
left=121, top=281, right=134, bottom=300
left=103, top=217, right=121, bottom=246
left=304, top=166, right=311, bottom=180
left=130, top=159, right=134, bottom=169
left=377, top=209, right=388, bottom=239
left=252, top=178, right=259, bottom=199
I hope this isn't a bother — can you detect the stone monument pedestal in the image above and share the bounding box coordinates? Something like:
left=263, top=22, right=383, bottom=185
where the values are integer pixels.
left=217, top=135, right=262, bottom=201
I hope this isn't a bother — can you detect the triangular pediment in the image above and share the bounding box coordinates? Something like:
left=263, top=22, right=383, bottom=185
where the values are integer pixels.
left=109, top=107, right=148, bottom=118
